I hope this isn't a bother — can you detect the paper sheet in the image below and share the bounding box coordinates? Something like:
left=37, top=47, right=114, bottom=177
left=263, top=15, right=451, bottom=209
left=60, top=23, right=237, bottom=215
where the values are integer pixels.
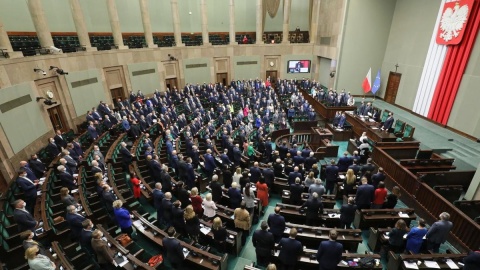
left=339, top=175, right=345, bottom=179
left=399, top=212, right=410, bottom=218
left=200, top=227, right=211, bottom=235
left=371, top=127, right=379, bottom=130
left=445, top=259, right=459, bottom=269
left=118, top=256, right=128, bottom=267
left=403, top=261, right=419, bottom=269
left=424, top=260, right=440, bottom=269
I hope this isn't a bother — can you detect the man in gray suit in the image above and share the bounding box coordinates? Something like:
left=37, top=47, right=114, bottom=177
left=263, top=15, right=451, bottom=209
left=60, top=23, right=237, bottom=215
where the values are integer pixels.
left=426, top=212, right=453, bottom=253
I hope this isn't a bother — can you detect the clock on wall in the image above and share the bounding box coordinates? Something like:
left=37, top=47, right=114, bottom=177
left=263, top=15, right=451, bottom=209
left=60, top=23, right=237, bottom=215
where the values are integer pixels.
left=269, top=61, right=275, bottom=67
left=46, top=90, right=54, bottom=99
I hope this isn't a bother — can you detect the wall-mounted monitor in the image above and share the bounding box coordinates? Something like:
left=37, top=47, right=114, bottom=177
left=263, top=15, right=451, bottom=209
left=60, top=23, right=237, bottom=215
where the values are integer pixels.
left=287, top=60, right=311, bottom=73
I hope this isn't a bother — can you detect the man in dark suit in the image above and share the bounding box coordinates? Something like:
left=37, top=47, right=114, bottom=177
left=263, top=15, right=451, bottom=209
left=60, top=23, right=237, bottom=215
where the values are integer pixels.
left=278, top=227, right=303, bottom=270
left=278, top=141, right=288, bottom=160
left=348, top=159, right=361, bottom=175
left=250, top=162, right=262, bottom=183
left=381, top=112, right=394, bottom=131
left=262, top=164, right=275, bottom=187
left=325, top=159, right=339, bottom=195
left=360, top=158, right=376, bottom=177
left=290, top=178, right=305, bottom=205
left=204, top=149, right=216, bottom=178
left=371, top=167, right=386, bottom=189
left=162, top=192, right=174, bottom=227
left=87, top=121, right=99, bottom=141
left=66, top=205, right=86, bottom=241
left=29, top=154, right=46, bottom=179
left=54, top=129, right=67, bottom=150
left=185, top=158, right=196, bottom=190
left=102, top=185, right=116, bottom=214
left=301, top=192, right=324, bottom=226
left=15, top=169, right=38, bottom=215
left=293, top=151, right=305, bottom=167
left=426, top=212, right=453, bottom=253
left=58, top=165, right=77, bottom=190
left=288, top=167, right=302, bottom=186
left=220, top=149, right=232, bottom=167
left=252, top=221, right=275, bottom=267
left=119, top=142, right=132, bottom=172
left=233, top=144, right=242, bottom=167
left=46, top=138, right=60, bottom=158
left=267, top=207, right=285, bottom=243
left=80, top=219, right=94, bottom=256
left=355, top=177, right=374, bottom=210
left=13, top=199, right=38, bottom=233
left=316, top=229, right=344, bottom=270
left=152, top=183, right=164, bottom=227
left=336, top=151, right=352, bottom=172
left=162, top=227, right=185, bottom=269
left=304, top=152, right=317, bottom=172
left=160, top=165, right=172, bottom=193
left=210, top=174, right=223, bottom=203
left=340, top=197, right=357, bottom=229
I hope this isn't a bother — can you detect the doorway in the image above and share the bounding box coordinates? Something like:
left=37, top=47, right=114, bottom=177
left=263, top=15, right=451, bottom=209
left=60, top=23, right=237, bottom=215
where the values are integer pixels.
left=266, top=70, right=278, bottom=87
left=165, top=78, right=178, bottom=91
left=110, top=87, right=125, bottom=104
left=47, top=105, right=68, bottom=132
left=385, top=72, right=402, bottom=104
left=216, top=73, right=228, bottom=86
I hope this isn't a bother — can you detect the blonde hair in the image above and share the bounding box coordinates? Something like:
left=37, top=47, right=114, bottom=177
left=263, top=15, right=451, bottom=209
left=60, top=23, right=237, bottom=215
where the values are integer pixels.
left=95, top=172, right=103, bottom=181
left=112, top=200, right=123, bottom=209
left=236, top=167, right=241, bottom=174
left=184, top=205, right=196, bottom=220
left=25, top=246, right=39, bottom=260
left=205, top=193, right=212, bottom=201
left=346, top=169, right=356, bottom=185
left=266, top=263, right=277, bottom=270
left=191, top=187, right=198, bottom=196
left=308, top=172, right=314, bottom=179
left=60, top=187, right=69, bottom=198
left=212, top=217, right=222, bottom=230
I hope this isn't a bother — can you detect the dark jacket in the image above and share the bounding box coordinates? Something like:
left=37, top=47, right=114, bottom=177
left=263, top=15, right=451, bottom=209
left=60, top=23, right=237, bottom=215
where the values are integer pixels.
left=91, top=238, right=114, bottom=264
left=355, top=184, right=374, bottom=206
left=316, top=240, right=344, bottom=270
left=302, top=198, right=324, bottom=219
left=267, top=213, right=285, bottom=237
left=13, top=209, right=36, bottom=233
left=426, top=220, right=453, bottom=244
left=162, top=237, right=184, bottom=265
left=340, top=203, right=357, bottom=225
left=252, top=229, right=275, bottom=256
left=278, top=237, right=303, bottom=266
left=66, top=213, right=86, bottom=240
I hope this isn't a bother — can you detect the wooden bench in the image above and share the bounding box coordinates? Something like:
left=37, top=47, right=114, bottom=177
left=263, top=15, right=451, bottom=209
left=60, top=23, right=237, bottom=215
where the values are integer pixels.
left=387, top=251, right=467, bottom=270
left=276, top=203, right=341, bottom=228
left=433, top=185, right=464, bottom=203
left=353, top=208, right=416, bottom=230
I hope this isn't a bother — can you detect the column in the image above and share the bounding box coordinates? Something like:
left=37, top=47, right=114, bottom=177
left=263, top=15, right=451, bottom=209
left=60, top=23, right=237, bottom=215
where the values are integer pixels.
left=69, top=0, right=96, bottom=51
left=27, top=0, right=56, bottom=50
left=170, top=0, right=184, bottom=47
left=139, top=0, right=157, bottom=48
left=0, top=18, right=23, bottom=58
left=309, top=0, right=321, bottom=44
left=200, top=0, right=211, bottom=46
left=106, top=0, right=128, bottom=49
left=229, top=0, right=237, bottom=45
left=255, top=0, right=263, bottom=44
left=282, top=0, right=292, bottom=43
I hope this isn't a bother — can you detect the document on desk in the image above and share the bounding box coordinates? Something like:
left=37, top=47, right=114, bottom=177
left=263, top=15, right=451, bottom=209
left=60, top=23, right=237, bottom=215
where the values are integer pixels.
left=200, top=227, right=211, bottom=235
left=329, top=213, right=341, bottom=218
left=403, top=261, right=419, bottom=269
left=371, top=127, right=379, bottom=130
left=183, top=249, right=190, bottom=258
left=335, top=128, right=344, bottom=131
left=133, top=220, right=144, bottom=230
left=284, top=228, right=291, bottom=234
left=398, top=212, right=410, bottom=218
left=445, top=259, right=459, bottom=269
left=424, top=260, right=440, bottom=268
left=339, top=175, right=345, bottom=179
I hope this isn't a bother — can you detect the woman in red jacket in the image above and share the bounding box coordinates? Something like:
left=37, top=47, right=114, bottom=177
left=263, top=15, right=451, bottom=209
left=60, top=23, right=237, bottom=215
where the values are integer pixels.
left=373, top=181, right=387, bottom=209
left=130, top=172, right=141, bottom=199
left=256, top=178, right=269, bottom=208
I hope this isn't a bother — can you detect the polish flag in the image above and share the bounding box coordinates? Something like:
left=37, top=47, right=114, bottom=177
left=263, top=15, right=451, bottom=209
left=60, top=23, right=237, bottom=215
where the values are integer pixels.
left=362, top=68, right=372, bottom=93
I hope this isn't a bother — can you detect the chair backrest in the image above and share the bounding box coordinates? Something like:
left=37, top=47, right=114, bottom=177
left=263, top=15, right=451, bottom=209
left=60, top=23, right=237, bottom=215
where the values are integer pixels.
left=393, top=120, right=405, bottom=133
left=403, top=124, right=415, bottom=138
left=381, top=110, right=390, bottom=122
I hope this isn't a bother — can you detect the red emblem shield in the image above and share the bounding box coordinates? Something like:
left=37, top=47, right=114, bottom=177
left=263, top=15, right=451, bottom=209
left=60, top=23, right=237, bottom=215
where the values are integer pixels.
left=436, top=0, right=474, bottom=45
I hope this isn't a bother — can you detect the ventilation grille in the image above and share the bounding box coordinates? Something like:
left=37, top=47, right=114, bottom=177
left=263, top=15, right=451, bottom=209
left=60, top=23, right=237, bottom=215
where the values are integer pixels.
left=132, top=69, right=155, bottom=76
left=237, top=61, right=258, bottom=65
left=0, top=94, right=32, bottom=113
left=71, top=78, right=99, bottom=88
left=185, top=63, right=208, bottom=69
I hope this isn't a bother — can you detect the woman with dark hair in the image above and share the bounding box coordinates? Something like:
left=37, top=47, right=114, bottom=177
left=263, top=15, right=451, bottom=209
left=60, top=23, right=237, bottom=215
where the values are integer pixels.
left=406, top=218, right=427, bottom=254
left=240, top=171, right=250, bottom=191
left=256, top=178, right=269, bottom=208
left=383, top=186, right=401, bottom=209
left=388, top=219, right=409, bottom=253
left=130, top=172, right=141, bottom=200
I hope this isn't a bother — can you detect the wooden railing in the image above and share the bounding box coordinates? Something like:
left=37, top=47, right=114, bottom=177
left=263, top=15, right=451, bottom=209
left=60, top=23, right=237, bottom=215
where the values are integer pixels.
left=300, top=88, right=354, bottom=121
left=371, top=145, right=480, bottom=251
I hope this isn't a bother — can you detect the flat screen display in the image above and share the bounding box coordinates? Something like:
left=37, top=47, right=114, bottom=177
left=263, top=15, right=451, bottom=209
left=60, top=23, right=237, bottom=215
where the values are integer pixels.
left=287, top=60, right=311, bottom=73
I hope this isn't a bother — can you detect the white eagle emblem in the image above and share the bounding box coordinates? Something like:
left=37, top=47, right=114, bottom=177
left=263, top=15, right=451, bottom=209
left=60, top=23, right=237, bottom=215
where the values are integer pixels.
left=439, top=3, right=469, bottom=42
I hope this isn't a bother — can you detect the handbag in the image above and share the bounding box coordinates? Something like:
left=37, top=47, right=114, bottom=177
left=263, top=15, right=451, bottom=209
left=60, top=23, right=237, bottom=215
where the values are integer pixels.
left=117, top=234, right=132, bottom=247
left=147, top=254, right=163, bottom=266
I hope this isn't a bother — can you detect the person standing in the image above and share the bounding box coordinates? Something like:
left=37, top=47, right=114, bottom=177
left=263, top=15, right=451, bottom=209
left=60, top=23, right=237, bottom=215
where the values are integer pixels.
left=15, top=169, right=38, bottom=215
left=211, top=217, right=228, bottom=253
left=256, top=178, right=269, bottom=208
left=301, top=192, right=323, bottom=226
left=426, top=212, right=453, bottom=253
left=163, top=227, right=186, bottom=269
left=290, top=178, right=305, bottom=206
left=91, top=229, right=115, bottom=270
left=316, top=229, right=344, bottom=270
left=202, top=193, right=217, bottom=220
left=113, top=200, right=134, bottom=237
left=13, top=200, right=38, bottom=233
left=355, top=177, right=374, bottom=210
left=383, top=186, right=401, bottom=209
left=340, top=197, right=357, bottom=229
left=252, top=221, right=275, bottom=268
left=325, top=160, right=339, bottom=195
left=25, top=246, right=56, bottom=270
left=372, top=182, right=387, bottom=209
left=406, top=218, right=427, bottom=254
left=65, top=205, right=86, bottom=241
left=234, top=201, right=251, bottom=246
left=463, top=250, right=480, bottom=270
left=277, top=228, right=303, bottom=270
left=130, top=172, right=141, bottom=200
left=268, top=207, right=286, bottom=243
left=243, top=183, right=256, bottom=215
left=388, top=219, right=409, bottom=254
left=152, top=183, right=164, bottom=227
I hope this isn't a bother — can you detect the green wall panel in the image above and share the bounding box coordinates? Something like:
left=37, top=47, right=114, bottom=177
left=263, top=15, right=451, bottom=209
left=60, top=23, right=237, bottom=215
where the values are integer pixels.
left=65, top=69, right=107, bottom=116
left=233, top=56, right=261, bottom=80
left=183, top=58, right=212, bottom=84
left=128, top=62, right=161, bottom=96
